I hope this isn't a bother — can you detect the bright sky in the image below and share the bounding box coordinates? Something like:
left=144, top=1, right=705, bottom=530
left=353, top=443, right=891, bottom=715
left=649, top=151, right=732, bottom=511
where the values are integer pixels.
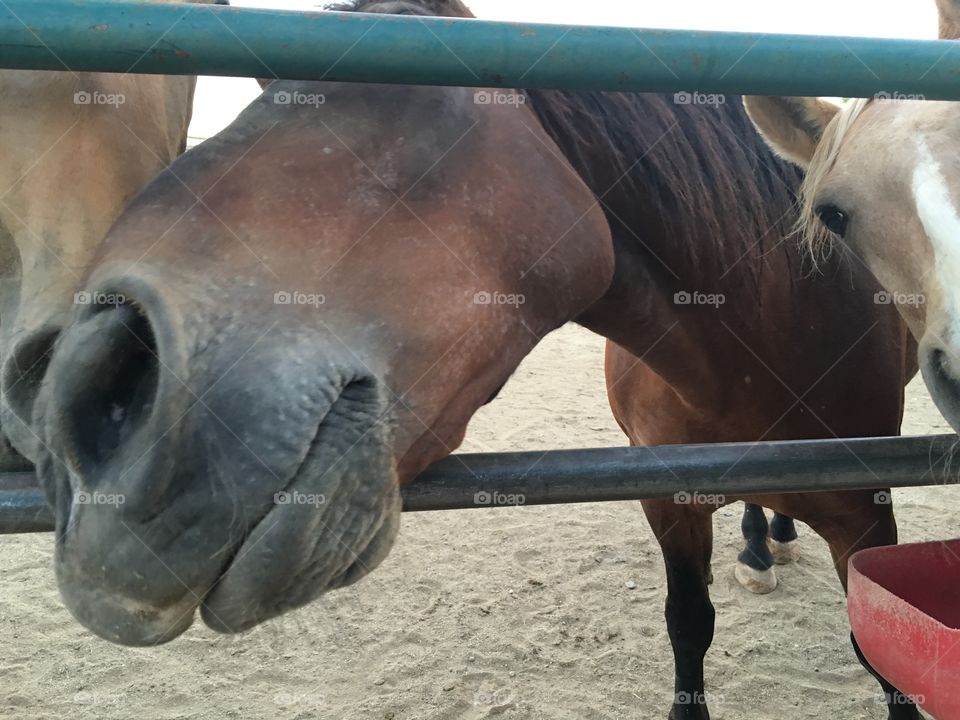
left=189, top=0, right=941, bottom=139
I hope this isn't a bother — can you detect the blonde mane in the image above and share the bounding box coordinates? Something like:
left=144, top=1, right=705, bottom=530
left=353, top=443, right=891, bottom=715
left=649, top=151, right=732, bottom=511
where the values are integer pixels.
left=798, top=98, right=872, bottom=256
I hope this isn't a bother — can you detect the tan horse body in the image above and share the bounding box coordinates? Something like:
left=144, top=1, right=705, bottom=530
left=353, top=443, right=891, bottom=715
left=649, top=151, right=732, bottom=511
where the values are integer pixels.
left=0, top=0, right=225, bottom=459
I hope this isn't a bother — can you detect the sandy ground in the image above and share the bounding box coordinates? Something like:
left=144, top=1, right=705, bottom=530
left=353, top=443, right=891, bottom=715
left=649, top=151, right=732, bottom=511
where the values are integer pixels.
left=2, top=324, right=958, bottom=720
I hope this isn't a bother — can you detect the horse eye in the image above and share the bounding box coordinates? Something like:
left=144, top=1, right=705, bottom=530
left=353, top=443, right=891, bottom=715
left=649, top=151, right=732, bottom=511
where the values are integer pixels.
left=816, top=205, right=849, bottom=237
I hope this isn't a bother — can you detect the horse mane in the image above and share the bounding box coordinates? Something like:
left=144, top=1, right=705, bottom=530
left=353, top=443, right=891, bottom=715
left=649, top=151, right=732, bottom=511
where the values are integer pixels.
left=798, top=98, right=872, bottom=256
left=524, top=90, right=803, bottom=282
left=328, top=0, right=805, bottom=286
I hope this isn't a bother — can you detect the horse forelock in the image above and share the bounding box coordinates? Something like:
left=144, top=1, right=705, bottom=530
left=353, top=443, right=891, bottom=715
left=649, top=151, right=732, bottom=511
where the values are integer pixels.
left=324, top=0, right=474, bottom=17
left=798, top=98, right=872, bottom=259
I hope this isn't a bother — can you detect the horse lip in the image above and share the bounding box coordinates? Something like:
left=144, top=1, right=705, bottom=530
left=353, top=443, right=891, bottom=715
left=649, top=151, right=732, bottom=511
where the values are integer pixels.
left=192, top=414, right=338, bottom=625
left=53, top=573, right=201, bottom=647
left=197, top=376, right=395, bottom=633
left=51, top=420, right=334, bottom=646
left=49, top=364, right=391, bottom=644
left=198, top=416, right=399, bottom=634
left=54, top=409, right=394, bottom=645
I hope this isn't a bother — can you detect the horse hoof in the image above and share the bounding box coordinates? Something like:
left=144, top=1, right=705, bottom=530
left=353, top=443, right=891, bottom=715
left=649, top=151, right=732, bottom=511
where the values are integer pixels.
left=734, top=562, right=778, bottom=594
left=768, top=538, right=800, bottom=565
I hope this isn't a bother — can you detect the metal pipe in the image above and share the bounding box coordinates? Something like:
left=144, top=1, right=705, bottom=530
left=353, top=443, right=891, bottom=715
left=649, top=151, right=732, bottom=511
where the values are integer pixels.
left=0, top=475, right=53, bottom=533
left=3, top=434, right=956, bottom=533
left=406, top=434, right=959, bottom=510
left=2, top=1, right=960, bottom=99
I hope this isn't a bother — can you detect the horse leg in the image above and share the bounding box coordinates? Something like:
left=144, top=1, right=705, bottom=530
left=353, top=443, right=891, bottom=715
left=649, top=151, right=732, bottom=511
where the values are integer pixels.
left=768, top=512, right=800, bottom=565
left=736, top=503, right=777, bottom=593
left=778, top=491, right=921, bottom=720
left=643, top=498, right=715, bottom=720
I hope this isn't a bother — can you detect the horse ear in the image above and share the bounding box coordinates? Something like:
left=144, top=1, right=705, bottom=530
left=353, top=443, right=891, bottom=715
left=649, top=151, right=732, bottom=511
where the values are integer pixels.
left=936, top=0, right=960, bottom=39
left=742, top=96, right=840, bottom=168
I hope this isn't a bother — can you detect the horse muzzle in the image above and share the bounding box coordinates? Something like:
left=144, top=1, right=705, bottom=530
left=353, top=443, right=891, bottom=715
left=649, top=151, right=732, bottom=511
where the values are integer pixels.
left=32, top=275, right=401, bottom=644
left=919, top=337, right=960, bottom=433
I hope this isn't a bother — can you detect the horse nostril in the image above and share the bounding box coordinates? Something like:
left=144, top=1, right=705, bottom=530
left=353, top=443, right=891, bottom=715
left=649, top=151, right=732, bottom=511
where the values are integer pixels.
left=931, top=349, right=960, bottom=388
left=920, top=346, right=960, bottom=434
left=60, top=303, right=160, bottom=475
left=1, top=325, right=60, bottom=453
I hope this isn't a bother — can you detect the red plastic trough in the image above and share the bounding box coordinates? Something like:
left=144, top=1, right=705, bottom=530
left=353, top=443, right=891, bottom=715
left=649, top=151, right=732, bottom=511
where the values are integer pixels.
left=849, top=539, right=960, bottom=720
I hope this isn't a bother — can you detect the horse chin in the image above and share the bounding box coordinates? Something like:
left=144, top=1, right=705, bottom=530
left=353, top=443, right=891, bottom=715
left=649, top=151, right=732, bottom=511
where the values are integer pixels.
left=200, top=465, right=402, bottom=635
left=197, top=406, right=402, bottom=634
left=49, top=395, right=402, bottom=645
left=55, top=465, right=401, bottom=645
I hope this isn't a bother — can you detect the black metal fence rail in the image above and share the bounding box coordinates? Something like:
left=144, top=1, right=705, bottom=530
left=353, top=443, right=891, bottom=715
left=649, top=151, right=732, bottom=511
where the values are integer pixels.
left=3, top=434, right=956, bottom=534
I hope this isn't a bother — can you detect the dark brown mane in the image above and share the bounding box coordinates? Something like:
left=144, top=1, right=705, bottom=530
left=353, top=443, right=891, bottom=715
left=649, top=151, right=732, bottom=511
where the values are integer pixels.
left=328, top=0, right=803, bottom=287
left=525, top=90, right=803, bottom=284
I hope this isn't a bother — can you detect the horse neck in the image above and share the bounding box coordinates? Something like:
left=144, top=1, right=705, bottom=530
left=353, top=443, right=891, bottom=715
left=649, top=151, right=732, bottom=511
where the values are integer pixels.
left=525, top=90, right=804, bottom=411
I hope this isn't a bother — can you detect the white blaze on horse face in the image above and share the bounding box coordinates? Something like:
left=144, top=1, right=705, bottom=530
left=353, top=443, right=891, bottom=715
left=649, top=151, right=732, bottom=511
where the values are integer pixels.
left=912, top=137, right=960, bottom=343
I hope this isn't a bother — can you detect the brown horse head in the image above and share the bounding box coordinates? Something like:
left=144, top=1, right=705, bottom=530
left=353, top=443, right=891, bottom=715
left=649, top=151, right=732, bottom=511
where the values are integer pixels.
left=0, top=0, right=226, bottom=462
left=32, top=1, right=613, bottom=644
left=744, top=0, right=960, bottom=431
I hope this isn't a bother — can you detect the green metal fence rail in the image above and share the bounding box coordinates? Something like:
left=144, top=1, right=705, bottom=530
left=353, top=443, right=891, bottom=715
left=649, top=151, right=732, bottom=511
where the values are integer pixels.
left=2, top=0, right=960, bottom=98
